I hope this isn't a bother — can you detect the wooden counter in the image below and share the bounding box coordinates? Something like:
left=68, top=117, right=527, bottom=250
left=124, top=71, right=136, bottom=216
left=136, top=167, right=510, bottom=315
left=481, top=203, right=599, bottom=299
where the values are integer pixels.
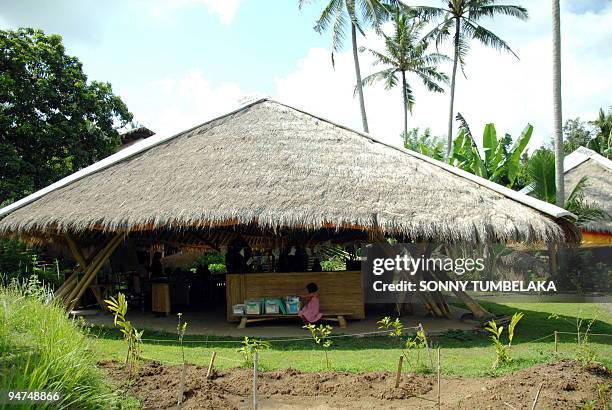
left=226, top=271, right=365, bottom=322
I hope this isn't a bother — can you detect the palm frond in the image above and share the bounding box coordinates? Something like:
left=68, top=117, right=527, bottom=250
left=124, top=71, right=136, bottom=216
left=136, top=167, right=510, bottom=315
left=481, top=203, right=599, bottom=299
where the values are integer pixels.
left=527, top=149, right=556, bottom=204
left=564, top=177, right=612, bottom=226
left=330, top=1, right=350, bottom=51
left=314, top=0, right=343, bottom=34
left=464, top=20, right=518, bottom=58
left=469, top=4, right=528, bottom=21
left=403, top=79, right=415, bottom=113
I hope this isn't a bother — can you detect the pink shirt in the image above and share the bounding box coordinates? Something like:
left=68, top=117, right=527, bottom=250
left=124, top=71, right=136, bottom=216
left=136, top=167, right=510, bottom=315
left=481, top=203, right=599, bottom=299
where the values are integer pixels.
left=299, top=294, right=322, bottom=323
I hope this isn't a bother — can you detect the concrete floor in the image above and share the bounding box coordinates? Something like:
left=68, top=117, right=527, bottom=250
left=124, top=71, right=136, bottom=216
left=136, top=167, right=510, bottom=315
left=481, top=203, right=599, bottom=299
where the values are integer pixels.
left=78, top=304, right=477, bottom=338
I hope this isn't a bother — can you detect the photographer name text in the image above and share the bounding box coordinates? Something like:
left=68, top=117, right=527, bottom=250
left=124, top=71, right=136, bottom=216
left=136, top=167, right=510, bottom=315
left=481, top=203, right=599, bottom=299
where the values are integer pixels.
left=372, top=280, right=557, bottom=292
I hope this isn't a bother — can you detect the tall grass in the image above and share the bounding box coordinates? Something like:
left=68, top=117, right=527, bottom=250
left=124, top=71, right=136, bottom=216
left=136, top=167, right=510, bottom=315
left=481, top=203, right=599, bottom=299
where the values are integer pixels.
left=0, top=277, right=123, bottom=409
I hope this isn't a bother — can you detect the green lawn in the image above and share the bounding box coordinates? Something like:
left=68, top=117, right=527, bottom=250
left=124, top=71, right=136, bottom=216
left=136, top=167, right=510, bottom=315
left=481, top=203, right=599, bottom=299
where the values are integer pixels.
left=91, top=302, right=612, bottom=377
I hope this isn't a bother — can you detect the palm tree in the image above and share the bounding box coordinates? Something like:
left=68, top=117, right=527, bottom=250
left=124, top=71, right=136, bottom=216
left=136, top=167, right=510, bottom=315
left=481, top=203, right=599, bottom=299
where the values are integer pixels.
left=360, top=11, right=449, bottom=135
left=412, top=1, right=528, bottom=159
left=552, top=0, right=564, bottom=207
left=299, top=0, right=394, bottom=133
left=527, top=148, right=610, bottom=226
left=590, top=107, right=612, bottom=158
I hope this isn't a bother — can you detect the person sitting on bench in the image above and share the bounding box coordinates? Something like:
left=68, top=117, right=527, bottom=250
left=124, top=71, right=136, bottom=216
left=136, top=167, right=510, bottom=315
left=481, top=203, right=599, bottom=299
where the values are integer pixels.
left=299, top=282, right=322, bottom=324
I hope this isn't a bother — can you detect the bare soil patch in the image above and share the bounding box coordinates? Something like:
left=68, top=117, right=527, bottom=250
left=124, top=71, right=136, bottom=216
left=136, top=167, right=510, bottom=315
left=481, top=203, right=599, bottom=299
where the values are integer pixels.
left=99, top=360, right=610, bottom=409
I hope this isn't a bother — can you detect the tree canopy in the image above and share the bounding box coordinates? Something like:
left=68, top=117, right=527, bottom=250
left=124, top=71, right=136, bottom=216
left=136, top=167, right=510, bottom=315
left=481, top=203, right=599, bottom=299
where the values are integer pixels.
left=0, top=28, right=132, bottom=205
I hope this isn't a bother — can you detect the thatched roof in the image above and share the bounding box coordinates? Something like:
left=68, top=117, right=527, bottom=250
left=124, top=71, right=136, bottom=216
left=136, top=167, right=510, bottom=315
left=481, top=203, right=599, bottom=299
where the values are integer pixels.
left=0, top=99, right=576, bottom=243
left=564, top=147, right=612, bottom=233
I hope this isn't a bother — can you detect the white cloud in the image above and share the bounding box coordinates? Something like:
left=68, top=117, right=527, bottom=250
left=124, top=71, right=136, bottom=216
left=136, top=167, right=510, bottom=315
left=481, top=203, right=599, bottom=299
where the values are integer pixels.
left=275, top=1, right=612, bottom=150
left=127, top=69, right=252, bottom=137
left=149, top=0, right=242, bottom=25
left=200, top=0, right=241, bottom=25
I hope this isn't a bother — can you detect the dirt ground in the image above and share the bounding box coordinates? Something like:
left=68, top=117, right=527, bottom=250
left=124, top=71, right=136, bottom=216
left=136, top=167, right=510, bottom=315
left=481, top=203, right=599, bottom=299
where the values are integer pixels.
left=100, top=359, right=611, bottom=409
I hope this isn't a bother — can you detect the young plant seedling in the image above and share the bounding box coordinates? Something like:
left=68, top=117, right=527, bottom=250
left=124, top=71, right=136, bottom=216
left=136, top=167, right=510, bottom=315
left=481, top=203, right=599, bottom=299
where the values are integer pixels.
left=176, top=313, right=188, bottom=364
left=378, top=317, right=428, bottom=372
left=237, top=336, right=270, bottom=369
left=105, top=293, right=144, bottom=376
left=485, top=311, right=523, bottom=369
left=304, top=323, right=334, bottom=370
left=176, top=313, right=188, bottom=405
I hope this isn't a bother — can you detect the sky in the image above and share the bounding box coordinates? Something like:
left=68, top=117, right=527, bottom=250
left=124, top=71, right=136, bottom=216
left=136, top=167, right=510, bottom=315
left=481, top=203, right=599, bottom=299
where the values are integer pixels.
left=1, top=0, right=611, bottom=149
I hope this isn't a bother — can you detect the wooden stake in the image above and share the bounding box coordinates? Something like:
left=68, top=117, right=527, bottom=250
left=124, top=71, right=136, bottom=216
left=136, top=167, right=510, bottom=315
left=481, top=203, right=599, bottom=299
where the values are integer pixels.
left=554, top=331, right=558, bottom=352
left=437, top=348, right=441, bottom=410
left=394, top=355, right=404, bottom=388
left=253, top=352, right=259, bottom=410
left=178, top=362, right=186, bottom=406
left=419, top=323, right=433, bottom=368
left=206, top=351, right=217, bottom=379
left=531, top=382, right=544, bottom=410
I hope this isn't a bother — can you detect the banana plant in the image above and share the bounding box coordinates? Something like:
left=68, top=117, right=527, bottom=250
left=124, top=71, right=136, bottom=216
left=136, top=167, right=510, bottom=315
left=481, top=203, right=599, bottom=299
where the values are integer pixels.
left=450, top=114, right=532, bottom=188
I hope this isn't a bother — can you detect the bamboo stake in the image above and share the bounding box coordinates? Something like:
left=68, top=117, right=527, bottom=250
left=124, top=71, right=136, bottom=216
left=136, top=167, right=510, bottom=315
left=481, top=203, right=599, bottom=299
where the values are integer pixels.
left=437, top=348, right=441, bottom=410
left=419, top=323, right=433, bottom=368
left=554, top=331, right=558, bottom=352
left=394, top=355, right=404, bottom=388
left=206, top=351, right=217, bottom=379
left=531, top=383, right=544, bottom=410
left=253, top=352, right=259, bottom=410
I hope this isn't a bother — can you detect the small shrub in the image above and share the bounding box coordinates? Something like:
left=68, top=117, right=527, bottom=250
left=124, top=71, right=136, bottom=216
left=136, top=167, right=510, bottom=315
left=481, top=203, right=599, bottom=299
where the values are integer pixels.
left=485, top=312, right=523, bottom=369
left=304, top=323, right=334, bottom=370
left=378, top=317, right=428, bottom=372
left=237, top=336, right=270, bottom=368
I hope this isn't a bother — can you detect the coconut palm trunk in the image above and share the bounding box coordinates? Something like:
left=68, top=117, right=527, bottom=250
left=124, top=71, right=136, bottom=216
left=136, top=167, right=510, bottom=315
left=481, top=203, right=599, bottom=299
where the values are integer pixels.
left=351, top=22, right=369, bottom=133
left=401, top=70, right=408, bottom=136
left=446, top=19, right=461, bottom=160
left=552, top=0, right=564, bottom=206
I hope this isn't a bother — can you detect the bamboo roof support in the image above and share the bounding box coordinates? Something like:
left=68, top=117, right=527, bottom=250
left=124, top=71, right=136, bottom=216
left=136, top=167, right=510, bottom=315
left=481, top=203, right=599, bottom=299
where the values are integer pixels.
left=64, top=233, right=124, bottom=311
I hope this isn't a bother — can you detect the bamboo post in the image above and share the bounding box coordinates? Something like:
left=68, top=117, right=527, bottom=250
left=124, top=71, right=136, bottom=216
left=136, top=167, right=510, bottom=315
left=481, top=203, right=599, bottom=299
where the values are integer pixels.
left=65, top=233, right=88, bottom=268
left=253, top=352, right=259, bottom=410
left=394, top=355, right=404, bottom=388
left=554, top=331, right=558, bottom=352
left=56, top=234, right=90, bottom=300
left=65, top=233, right=124, bottom=310
left=531, top=383, right=544, bottom=410
left=437, top=348, right=441, bottom=410
left=206, top=351, right=217, bottom=379
left=419, top=323, right=433, bottom=368
left=64, top=237, right=117, bottom=305
left=54, top=269, right=78, bottom=299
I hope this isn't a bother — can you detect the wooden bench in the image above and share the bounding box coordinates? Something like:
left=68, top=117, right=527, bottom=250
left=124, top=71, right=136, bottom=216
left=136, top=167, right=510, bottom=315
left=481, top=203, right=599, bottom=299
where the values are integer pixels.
left=237, top=313, right=351, bottom=329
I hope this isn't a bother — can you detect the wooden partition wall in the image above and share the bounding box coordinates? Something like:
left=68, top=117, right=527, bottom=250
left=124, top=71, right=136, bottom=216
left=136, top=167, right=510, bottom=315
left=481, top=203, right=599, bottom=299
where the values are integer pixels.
left=226, top=271, right=365, bottom=322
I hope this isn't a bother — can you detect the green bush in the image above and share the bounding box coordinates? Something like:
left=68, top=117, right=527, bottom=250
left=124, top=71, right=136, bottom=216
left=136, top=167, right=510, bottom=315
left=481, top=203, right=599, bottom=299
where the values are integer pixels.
left=0, top=278, right=122, bottom=409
